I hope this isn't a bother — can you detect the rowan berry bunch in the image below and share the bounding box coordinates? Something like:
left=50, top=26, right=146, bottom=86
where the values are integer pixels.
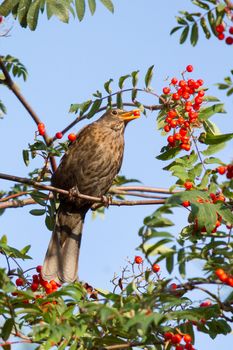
left=216, top=164, right=233, bottom=179
left=164, top=331, right=194, bottom=350
left=216, top=23, right=233, bottom=45
left=14, top=264, right=60, bottom=296
left=161, top=65, right=205, bottom=152
left=215, top=268, right=233, bottom=287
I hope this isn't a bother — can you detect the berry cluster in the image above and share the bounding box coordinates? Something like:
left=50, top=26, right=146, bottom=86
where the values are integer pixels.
left=37, top=123, right=45, bottom=136
left=162, top=65, right=204, bottom=152
left=134, top=256, right=160, bottom=273
left=215, top=268, right=233, bottom=287
left=14, top=265, right=60, bottom=295
left=217, top=164, right=233, bottom=179
left=216, top=24, right=233, bottom=45
left=164, top=332, right=193, bottom=350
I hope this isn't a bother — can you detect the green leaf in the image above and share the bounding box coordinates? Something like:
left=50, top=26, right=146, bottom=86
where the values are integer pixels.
left=131, top=70, right=139, bottom=87
left=118, top=74, right=130, bottom=89
left=166, top=252, right=174, bottom=274
left=192, top=0, right=210, bottom=10
left=190, top=22, right=198, bottom=46
left=199, top=103, right=226, bottom=121
left=200, top=17, right=211, bottom=39
left=22, top=149, right=30, bottom=166
left=104, top=78, right=113, bottom=94
left=216, top=83, right=229, bottom=90
left=1, top=318, right=14, bottom=341
left=144, top=65, right=154, bottom=88
left=88, top=0, right=96, bottom=15
left=17, top=0, right=32, bottom=25
left=156, top=146, right=180, bottom=161
left=180, top=26, right=189, bottom=44
left=170, top=26, right=182, bottom=35
left=227, top=87, right=233, bottom=96
left=75, top=0, right=85, bottom=21
left=0, top=0, right=19, bottom=16
left=87, top=99, right=102, bottom=118
left=29, top=209, right=46, bottom=216
left=202, top=142, right=226, bottom=156
left=204, top=133, right=233, bottom=145
left=176, top=16, right=188, bottom=25
left=27, top=0, right=40, bottom=30
left=203, top=120, right=221, bottom=135
left=99, top=0, right=114, bottom=13
left=116, top=93, right=123, bottom=109
left=46, top=0, right=69, bottom=23
left=207, top=10, right=216, bottom=35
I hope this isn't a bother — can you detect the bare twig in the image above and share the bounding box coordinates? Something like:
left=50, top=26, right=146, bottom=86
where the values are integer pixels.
left=0, top=56, right=57, bottom=173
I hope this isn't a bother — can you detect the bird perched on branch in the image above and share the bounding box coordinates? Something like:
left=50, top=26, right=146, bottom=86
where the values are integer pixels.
left=42, top=108, right=140, bottom=283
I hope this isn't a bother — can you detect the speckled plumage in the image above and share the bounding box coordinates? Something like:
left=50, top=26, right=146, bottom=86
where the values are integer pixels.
left=42, top=109, right=132, bottom=283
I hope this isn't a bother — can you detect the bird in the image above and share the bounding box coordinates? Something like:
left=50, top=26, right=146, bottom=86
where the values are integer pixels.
left=42, top=108, right=140, bottom=283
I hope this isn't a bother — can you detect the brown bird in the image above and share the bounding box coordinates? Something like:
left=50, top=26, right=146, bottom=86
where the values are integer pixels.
left=42, top=108, right=140, bottom=283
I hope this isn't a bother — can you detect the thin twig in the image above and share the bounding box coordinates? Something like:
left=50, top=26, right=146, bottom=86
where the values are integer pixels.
left=0, top=56, right=57, bottom=173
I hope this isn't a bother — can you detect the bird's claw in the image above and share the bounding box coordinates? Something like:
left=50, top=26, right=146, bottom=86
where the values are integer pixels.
left=101, top=195, right=112, bottom=208
left=68, top=186, right=80, bottom=202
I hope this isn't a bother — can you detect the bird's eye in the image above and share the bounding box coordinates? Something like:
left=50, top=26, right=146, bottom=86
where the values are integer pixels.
left=112, top=110, right=118, bottom=115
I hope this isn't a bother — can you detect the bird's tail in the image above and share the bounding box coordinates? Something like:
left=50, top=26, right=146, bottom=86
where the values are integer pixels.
left=42, top=203, right=89, bottom=283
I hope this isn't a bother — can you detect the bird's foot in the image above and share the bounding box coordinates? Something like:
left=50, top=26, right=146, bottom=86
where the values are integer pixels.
left=68, top=186, right=81, bottom=202
left=101, top=195, right=112, bottom=208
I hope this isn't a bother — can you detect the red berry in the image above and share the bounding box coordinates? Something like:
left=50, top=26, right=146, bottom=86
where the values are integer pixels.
left=170, top=283, right=178, bottom=290
left=164, top=332, right=173, bottom=340
left=170, top=119, right=178, bottom=128
left=180, top=143, right=191, bottom=151
left=171, top=334, right=183, bottom=344
left=163, top=87, right=171, bottom=94
left=185, top=344, right=194, bottom=350
left=183, top=334, right=192, bottom=343
left=55, top=132, right=63, bottom=139
left=176, top=345, right=184, bottom=350
left=32, top=274, right=39, bottom=283
left=36, top=265, right=42, bottom=273
left=216, top=24, right=225, bottom=33
left=200, top=300, right=212, bottom=307
left=197, top=79, right=204, bottom=86
left=31, top=283, right=39, bottom=292
left=219, top=272, right=228, bottom=282
left=134, top=256, right=143, bottom=264
left=182, top=200, right=190, bottom=207
left=182, top=92, right=190, bottom=100
left=217, top=166, right=227, bottom=175
left=164, top=125, right=171, bottom=132
left=229, top=26, right=233, bottom=35
left=215, top=268, right=225, bottom=277
left=218, top=33, right=225, bottom=40
left=68, top=133, right=77, bottom=142
left=194, top=96, right=203, bottom=105
left=174, top=133, right=182, bottom=141
left=0, top=16, right=4, bottom=24
left=179, top=80, right=186, bottom=88
left=168, top=110, right=177, bottom=118
left=167, top=135, right=174, bottom=144
left=152, top=263, right=160, bottom=273
left=172, top=93, right=180, bottom=101
left=184, top=181, right=193, bottom=190
left=16, top=278, right=24, bottom=287
left=198, top=90, right=205, bottom=97
left=133, top=110, right=140, bottom=117
left=186, top=65, right=193, bottom=73
left=171, top=77, right=178, bottom=85
left=180, top=128, right=187, bottom=136
left=226, top=276, right=233, bottom=287
left=225, top=36, right=233, bottom=45
left=178, top=117, right=185, bottom=125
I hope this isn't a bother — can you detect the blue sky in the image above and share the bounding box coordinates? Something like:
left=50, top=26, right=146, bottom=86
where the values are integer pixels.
left=0, top=1, right=233, bottom=349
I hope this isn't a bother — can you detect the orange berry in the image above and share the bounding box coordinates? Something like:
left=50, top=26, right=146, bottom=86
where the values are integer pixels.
left=170, top=119, right=178, bottom=128
left=152, top=263, right=160, bottom=273
left=215, top=268, right=225, bottom=277
left=134, top=256, right=143, bottom=264
left=183, top=334, right=192, bottom=343
left=217, top=166, right=227, bottom=175
left=219, top=272, right=228, bottom=282
left=163, top=87, right=171, bottom=94
left=68, top=133, right=77, bottom=142
left=184, top=181, right=193, bottom=190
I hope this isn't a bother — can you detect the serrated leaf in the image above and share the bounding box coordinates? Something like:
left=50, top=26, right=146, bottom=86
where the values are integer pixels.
left=0, top=0, right=19, bottom=16
left=75, top=0, right=85, bottom=21
left=180, top=26, right=189, bottom=44
left=27, top=0, right=40, bottom=30
left=191, top=22, right=198, bottom=46
left=145, top=65, right=154, bottom=88
left=88, top=0, right=96, bottom=14
left=46, top=0, right=69, bottom=23
left=99, top=0, right=114, bottom=13
left=199, top=103, right=226, bottom=121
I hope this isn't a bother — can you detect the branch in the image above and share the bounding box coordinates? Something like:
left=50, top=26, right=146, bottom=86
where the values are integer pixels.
left=0, top=172, right=166, bottom=207
left=0, top=56, right=57, bottom=173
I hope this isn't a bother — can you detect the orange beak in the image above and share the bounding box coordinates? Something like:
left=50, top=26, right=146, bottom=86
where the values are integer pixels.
left=120, top=109, right=140, bottom=122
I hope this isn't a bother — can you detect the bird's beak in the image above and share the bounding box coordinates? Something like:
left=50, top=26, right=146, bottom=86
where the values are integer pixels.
left=120, top=110, right=140, bottom=122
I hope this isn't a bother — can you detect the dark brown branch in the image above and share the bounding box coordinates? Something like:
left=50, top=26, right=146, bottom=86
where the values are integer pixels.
left=0, top=56, right=57, bottom=173
left=0, top=172, right=165, bottom=207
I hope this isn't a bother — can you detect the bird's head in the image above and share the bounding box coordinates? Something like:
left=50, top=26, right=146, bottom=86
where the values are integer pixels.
left=99, top=108, right=140, bottom=131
